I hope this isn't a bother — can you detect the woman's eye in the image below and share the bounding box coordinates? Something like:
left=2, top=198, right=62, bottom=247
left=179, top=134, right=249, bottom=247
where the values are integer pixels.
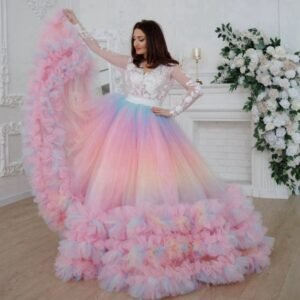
left=133, top=38, right=145, bottom=42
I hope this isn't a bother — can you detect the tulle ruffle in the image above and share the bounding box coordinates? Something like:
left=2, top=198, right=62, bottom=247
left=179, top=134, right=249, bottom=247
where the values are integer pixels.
left=23, top=11, right=94, bottom=232
left=55, top=184, right=273, bottom=299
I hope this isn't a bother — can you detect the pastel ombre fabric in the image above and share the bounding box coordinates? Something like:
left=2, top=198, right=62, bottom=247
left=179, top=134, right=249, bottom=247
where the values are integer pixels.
left=23, top=11, right=95, bottom=232
left=23, top=11, right=274, bottom=300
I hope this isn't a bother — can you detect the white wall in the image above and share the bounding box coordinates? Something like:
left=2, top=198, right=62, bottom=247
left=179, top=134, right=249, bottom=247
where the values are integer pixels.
left=0, top=0, right=298, bottom=206
left=77, top=0, right=300, bottom=83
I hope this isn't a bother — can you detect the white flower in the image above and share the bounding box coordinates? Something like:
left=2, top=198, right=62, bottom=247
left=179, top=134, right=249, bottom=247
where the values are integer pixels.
left=280, top=91, right=289, bottom=99
left=257, top=102, right=268, bottom=113
left=234, top=56, right=245, bottom=67
left=245, top=48, right=256, bottom=57
left=266, top=46, right=275, bottom=56
left=228, top=50, right=236, bottom=59
left=240, top=66, right=246, bottom=74
left=268, top=89, right=279, bottom=99
left=273, top=46, right=286, bottom=59
left=251, top=106, right=260, bottom=122
left=273, top=112, right=289, bottom=127
left=266, top=99, right=278, bottom=112
left=286, top=142, right=299, bottom=156
left=286, top=121, right=298, bottom=135
left=294, top=156, right=300, bottom=164
left=257, top=91, right=267, bottom=102
left=278, top=78, right=290, bottom=90
left=258, top=63, right=269, bottom=73
left=288, top=88, right=299, bottom=99
left=248, top=62, right=258, bottom=73
left=288, top=156, right=300, bottom=167
left=283, top=60, right=297, bottom=72
left=279, top=98, right=290, bottom=109
left=251, top=104, right=259, bottom=115
left=287, top=54, right=300, bottom=63
left=292, top=132, right=300, bottom=143
left=245, top=50, right=261, bottom=71
left=290, top=80, right=298, bottom=87
left=230, top=63, right=236, bottom=69
left=273, top=76, right=281, bottom=85
left=266, top=122, right=275, bottom=131
left=285, top=69, right=296, bottom=79
left=276, top=127, right=286, bottom=137
left=291, top=100, right=300, bottom=110
left=274, top=138, right=286, bottom=149
left=265, top=131, right=276, bottom=144
left=270, top=60, right=283, bottom=76
left=263, top=115, right=273, bottom=124
left=256, top=50, right=263, bottom=58
left=238, top=76, right=245, bottom=84
left=258, top=74, right=272, bottom=86
left=253, top=115, right=259, bottom=123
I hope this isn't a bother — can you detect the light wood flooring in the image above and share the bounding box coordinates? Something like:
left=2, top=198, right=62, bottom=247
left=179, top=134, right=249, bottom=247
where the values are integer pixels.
left=1, top=196, right=300, bottom=300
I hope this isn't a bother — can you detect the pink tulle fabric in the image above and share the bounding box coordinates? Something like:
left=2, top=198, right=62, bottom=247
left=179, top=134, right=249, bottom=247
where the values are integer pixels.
left=23, top=11, right=94, bottom=232
left=23, top=11, right=274, bottom=300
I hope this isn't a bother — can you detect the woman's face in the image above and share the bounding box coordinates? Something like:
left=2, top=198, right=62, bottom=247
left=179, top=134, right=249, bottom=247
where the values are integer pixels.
left=133, top=29, right=147, bottom=57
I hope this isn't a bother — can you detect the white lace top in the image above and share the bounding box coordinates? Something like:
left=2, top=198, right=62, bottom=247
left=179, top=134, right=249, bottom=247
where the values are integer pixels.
left=75, top=24, right=203, bottom=117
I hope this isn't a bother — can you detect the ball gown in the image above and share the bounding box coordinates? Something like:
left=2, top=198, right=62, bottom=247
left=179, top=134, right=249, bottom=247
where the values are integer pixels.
left=23, top=11, right=274, bottom=300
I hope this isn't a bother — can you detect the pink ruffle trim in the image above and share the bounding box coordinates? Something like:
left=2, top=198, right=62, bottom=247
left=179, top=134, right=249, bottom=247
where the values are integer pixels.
left=55, top=185, right=274, bottom=299
left=23, top=11, right=94, bottom=232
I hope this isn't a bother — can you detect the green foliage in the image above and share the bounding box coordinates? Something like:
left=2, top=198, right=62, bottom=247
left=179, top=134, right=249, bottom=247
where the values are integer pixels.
left=213, top=23, right=300, bottom=195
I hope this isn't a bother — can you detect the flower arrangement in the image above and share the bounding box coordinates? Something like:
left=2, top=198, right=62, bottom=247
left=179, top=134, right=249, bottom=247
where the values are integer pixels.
left=212, top=23, right=300, bottom=195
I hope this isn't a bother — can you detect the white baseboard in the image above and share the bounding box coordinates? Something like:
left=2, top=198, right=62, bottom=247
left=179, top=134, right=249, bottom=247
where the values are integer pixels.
left=0, top=191, right=33, bottom=208
left=252, top=189, right=290, bottom=200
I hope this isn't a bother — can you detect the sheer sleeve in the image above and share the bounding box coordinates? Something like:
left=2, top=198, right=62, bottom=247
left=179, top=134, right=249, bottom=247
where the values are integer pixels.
left=169, top=64, right=203, bottom=117
left=74, top=23, right=130, bottom=69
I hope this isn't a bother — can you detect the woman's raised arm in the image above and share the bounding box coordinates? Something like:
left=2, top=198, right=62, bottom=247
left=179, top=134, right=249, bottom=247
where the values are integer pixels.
left=63, top=9, right=130, bottom=69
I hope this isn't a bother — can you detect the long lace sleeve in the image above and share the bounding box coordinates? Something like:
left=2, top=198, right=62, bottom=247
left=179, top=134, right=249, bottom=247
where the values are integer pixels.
left=169, top=65, right=203, bottom=117
left=74, top=23, right=130, bottom=69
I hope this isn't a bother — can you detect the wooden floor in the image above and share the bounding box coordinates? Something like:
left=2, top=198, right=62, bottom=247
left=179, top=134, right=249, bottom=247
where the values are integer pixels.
left=1, top=196, right=300, bottom=300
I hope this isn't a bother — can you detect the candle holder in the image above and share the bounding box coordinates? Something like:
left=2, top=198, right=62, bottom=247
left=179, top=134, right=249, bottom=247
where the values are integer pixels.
left=192, top=47, right=203, bottom=84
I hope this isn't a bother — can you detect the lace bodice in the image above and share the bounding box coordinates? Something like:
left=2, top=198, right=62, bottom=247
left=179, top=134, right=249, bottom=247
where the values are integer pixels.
left=74, top=23, right=203, bottom=117
left=124, top=58, right=174, bottom=102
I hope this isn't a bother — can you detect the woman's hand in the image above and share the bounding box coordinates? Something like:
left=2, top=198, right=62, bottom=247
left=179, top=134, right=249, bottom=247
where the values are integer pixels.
left=63, top=9, right=100, bottom=53
left=152, top=107, right=173, bottom=117
left=63, top=8, right=79, bottom=25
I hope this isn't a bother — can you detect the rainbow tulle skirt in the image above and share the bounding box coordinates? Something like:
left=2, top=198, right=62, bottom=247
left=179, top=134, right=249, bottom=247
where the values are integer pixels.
left=55, top=93, right=274, bottom=299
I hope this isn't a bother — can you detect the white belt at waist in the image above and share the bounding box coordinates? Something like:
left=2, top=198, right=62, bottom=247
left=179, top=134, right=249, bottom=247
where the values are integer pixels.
left=125, top=94, right=160, bottom=107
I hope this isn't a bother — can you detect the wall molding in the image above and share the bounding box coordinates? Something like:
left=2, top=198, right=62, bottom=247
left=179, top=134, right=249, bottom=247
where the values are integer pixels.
left=0, top=0, right=23, bottom=107
left=26, top=0, right=57, bottom=19
left=0, top=121, right=23, bottom=177
left=171, top=83, right=248, bottom=95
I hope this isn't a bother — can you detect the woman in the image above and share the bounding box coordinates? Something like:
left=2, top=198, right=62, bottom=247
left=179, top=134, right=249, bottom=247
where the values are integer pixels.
left=23, top=9, right=274, bottom=300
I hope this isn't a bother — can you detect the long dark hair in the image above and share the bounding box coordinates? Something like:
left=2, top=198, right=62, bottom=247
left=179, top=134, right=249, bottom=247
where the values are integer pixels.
left=131, top=20, right=179, bottom=69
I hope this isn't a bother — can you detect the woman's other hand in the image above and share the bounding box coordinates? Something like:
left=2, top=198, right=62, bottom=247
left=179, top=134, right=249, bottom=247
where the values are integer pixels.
left=152, top=107, right=173, bottom=117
